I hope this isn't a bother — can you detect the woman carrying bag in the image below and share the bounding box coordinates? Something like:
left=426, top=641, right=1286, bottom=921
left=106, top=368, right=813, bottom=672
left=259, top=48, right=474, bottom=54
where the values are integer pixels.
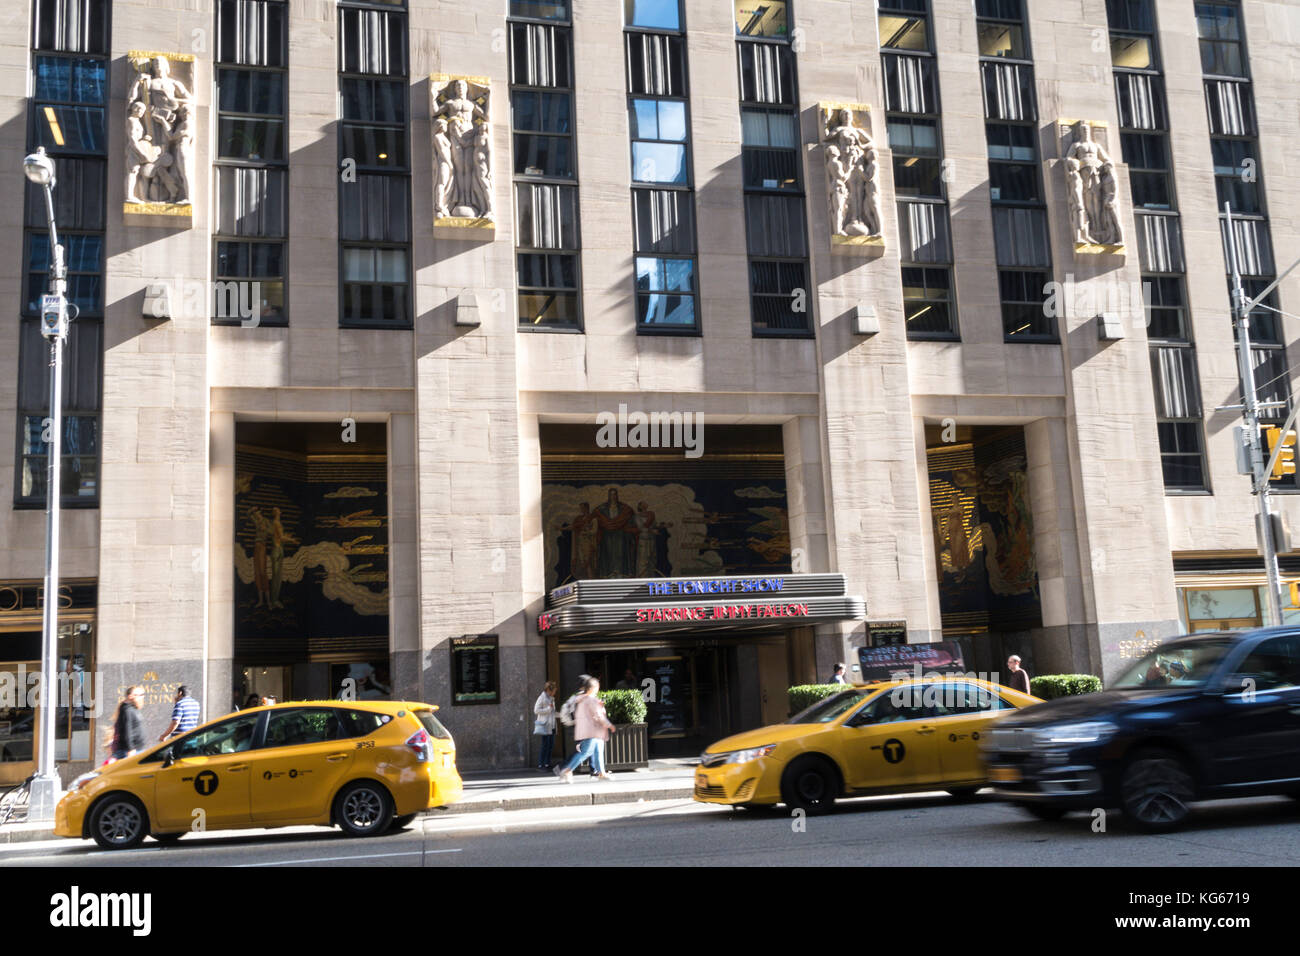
left=532, top=681, right=558, bottom=771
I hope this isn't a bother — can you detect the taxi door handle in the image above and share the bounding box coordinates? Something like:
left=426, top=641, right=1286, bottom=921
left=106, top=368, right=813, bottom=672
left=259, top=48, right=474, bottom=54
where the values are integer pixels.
left=915, top=727, right=935, bottom=735
left=327, top=753, right=350, bottom=762
left=228, top=764, right=249, bottom=772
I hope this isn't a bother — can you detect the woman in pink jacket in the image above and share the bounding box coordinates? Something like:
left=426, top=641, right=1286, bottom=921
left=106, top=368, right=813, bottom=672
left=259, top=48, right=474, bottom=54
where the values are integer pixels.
left=554, top=676, right=615, bottom=782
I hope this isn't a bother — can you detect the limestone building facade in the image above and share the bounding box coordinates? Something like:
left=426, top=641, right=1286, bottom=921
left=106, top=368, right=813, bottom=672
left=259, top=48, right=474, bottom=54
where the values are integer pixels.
left=2, top=0, right=1299, bottom=774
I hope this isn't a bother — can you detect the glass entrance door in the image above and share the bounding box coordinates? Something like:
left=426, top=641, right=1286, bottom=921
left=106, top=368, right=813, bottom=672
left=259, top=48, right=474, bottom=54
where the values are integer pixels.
left=0, top=661, right=37, bottom=785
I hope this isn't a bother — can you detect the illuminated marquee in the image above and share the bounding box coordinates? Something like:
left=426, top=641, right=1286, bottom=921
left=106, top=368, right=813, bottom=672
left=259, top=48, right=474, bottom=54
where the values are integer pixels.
left=635, top=603, right=809, bottom=623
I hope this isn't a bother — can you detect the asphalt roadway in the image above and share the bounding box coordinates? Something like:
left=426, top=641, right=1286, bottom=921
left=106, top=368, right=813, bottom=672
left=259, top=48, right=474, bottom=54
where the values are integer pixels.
left=4, top=790, right=1300, bottom=867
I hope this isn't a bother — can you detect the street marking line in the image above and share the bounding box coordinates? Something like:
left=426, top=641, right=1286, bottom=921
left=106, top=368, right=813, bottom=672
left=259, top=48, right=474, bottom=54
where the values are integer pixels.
left=233, top=848, right=462, bottom=867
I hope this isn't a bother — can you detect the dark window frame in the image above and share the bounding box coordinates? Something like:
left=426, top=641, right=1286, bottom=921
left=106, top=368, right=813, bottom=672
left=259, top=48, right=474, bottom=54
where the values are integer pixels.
left=18, top=15, right=109, bottom=509
left=214, top=0, right=289, bottom=326
left=736, top=23, right=812, bottom=338
left=337, top=0, right=412, bottom=329
left=999, top=268, right=1056, bottom=342
left=512, top=14, right=583, bottom=332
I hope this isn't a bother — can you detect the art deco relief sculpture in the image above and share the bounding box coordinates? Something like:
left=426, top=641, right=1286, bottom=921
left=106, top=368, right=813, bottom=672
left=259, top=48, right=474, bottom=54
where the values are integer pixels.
left=124, top=54, right=195, bottom=208
left=431, top=76, right=493, bottom=227
left=1065, top=121, right=1123, bottom=249
left=820, top=105, right=883, bottom=249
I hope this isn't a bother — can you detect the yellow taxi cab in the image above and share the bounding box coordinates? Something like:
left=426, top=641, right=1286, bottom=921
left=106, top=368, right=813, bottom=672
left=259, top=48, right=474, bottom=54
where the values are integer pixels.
left=56, top=700, right=463, bottom=849
left=694, top=678, right=1039, bottom=813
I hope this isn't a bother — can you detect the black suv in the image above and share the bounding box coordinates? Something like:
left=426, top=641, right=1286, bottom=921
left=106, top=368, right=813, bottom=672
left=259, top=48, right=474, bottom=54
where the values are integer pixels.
left=982, top=628, right=1300, bottom=831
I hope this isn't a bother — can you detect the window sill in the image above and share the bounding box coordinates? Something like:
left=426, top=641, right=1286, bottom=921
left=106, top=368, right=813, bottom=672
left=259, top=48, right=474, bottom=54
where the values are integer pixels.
left=339, top=321, right=413, bottom=330
left=517, top=324, right=584, bottom=334
left=14, top=498, right=99, bottom=511
left=637, top=325, right=700, bottom=337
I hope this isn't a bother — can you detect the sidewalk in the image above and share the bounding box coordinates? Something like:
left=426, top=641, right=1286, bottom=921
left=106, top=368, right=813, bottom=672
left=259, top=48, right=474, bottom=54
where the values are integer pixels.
left=446, top=758, right=697, bottom=816
left=0, top=759, right=699, bottom=844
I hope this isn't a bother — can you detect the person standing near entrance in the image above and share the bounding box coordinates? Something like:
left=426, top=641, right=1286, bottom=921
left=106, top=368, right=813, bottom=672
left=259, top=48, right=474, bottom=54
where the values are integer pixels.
left=829, top=663, right=847, bottom=684
left=555, top=677, right=615, bottom=782
left=533, top=681, right=557, bottom=771
left=110, top=686, right=145, bottom=761
left=1006, top=655, right=1031, bottom=695
left=159, top=685, right=200, bottom=742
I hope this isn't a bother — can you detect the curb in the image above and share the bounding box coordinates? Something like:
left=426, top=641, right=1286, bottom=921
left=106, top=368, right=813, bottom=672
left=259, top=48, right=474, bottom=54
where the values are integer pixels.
left=0, top=825, right=56, bottom=844
left=440, top=786, right=695, bottom=815
left=0, top=786, right=699, bottom=841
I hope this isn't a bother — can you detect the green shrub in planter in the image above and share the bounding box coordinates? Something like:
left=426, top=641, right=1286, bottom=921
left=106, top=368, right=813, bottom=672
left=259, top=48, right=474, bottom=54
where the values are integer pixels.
left=598, top=689, right=647, bottom=725
left=787, top=684, right=844, bottom=717
left=1030, top=674, right=1103, bottom=700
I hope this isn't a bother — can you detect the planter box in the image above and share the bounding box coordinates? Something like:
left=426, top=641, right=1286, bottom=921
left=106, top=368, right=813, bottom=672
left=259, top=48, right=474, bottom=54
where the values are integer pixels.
left=605, top=722, right=649, bottom=771
left=561, top=722, right=649, bottom=772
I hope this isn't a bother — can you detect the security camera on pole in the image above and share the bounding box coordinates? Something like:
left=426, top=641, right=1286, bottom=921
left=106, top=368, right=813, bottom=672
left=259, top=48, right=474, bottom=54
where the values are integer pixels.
left=24, top=146, right=75, bottom=822
left=1224, top=201, right=1300, bottom=627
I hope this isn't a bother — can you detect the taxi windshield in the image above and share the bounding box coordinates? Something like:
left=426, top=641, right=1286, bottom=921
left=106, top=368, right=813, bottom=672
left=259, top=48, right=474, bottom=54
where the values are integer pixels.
left=786, top=689, right=875, bottom=724
left=1110, top=638, right=1237, bottom=689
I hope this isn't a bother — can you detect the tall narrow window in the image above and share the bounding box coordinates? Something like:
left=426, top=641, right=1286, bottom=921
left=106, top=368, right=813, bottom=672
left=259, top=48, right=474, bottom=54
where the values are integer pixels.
left=338, top=0, right=411, bottom=327
left=1195, top=1, right=1291, bottom=486
left=1106, top=0, right=1207, bottom=490
left=17, top=0, right=109, bottom=507
left=736, top=1, right=810, bottom=336
left=214, top=0, right=288, bottom=325
left=626, top=0, right=698, bottom=333
left=511, top=0, right=582, bottom=330
left=880, top=0, right=957, bottom=339
left=976, top=0, right=1054, bottom=341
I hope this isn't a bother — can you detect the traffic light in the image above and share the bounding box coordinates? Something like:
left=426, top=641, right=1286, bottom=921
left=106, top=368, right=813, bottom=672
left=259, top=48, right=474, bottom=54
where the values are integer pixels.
left=1265, top=426, right=1297, bottom=480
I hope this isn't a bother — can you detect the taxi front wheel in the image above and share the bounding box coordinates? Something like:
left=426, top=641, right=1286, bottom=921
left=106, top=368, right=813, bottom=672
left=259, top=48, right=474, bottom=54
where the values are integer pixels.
left=89, top=794, right=149, bottom=850
left=780, top=757, right=839, bottom=815
left=334, top=781, right=394, bottom=838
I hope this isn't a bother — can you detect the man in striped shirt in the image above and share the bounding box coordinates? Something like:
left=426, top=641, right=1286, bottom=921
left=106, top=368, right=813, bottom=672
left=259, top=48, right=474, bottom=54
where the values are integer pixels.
left=159, top=685, right=201, bottom=741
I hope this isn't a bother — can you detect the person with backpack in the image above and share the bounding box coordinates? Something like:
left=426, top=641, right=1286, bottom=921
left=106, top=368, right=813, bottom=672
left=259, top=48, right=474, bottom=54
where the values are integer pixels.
left=554, top=676, right=614, bottom=783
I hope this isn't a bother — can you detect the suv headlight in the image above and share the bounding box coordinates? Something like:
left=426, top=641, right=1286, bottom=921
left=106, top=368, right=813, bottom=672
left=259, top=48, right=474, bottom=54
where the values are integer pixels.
left=728, top=744, right=776, bottom=764
left=1033, top=721, right=1117, bottom=747
left=68, top=771, right=99, bottom=792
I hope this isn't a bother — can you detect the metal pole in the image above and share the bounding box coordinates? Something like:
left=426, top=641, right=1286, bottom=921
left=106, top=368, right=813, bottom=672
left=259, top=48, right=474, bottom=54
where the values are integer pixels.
left=1225, top=201, right=1283, bottom=625
left=29, top=174, right=67, bottom=822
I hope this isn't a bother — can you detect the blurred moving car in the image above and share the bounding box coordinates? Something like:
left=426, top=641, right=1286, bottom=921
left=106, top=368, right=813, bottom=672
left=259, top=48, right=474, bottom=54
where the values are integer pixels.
left=694, top=677, right=1040, bottom=813
left=55, top=700, right=462, bottom=849
left=982, top=628, right=1300, bottom=831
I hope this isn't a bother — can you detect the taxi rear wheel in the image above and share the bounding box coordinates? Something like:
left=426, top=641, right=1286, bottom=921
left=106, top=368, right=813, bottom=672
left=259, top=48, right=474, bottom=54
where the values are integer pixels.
left=780, top=757, right=839, bottom=815
left=334, top=781, right=394, bottom=838
left=89, top=794, right=149, bottom=850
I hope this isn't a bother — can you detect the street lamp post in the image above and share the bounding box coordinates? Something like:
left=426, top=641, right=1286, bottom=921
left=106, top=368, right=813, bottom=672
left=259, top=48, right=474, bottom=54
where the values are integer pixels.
left=24, top=146, right=70, bottom=822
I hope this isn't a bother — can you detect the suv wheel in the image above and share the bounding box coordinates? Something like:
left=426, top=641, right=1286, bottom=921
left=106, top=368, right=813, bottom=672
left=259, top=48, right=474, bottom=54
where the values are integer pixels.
left=89, top=794, right=149, bottom=850
left=1121, top=748, right=1194, bottom=833
left=335, top=781, right=394, bottom=838
left=780, top=757, right=838, bottom=815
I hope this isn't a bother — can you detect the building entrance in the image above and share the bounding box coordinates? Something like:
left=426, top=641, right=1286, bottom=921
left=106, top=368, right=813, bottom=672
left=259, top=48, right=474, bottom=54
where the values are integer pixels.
left=231, top=422, right=393, bottom=710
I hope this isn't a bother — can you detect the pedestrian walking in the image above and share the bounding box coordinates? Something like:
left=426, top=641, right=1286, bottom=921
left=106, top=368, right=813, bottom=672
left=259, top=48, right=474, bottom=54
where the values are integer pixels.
left=111, top=686, right=146, bottom=761
left=554, top=676, right=615, bottom=783
left=1007, top=655, right=1031, bottom=695
left=159, top=685, right=201, bottom=741
left=829, top=663, right=847, bottom=684
left=533, top=681, right=558, bottom=771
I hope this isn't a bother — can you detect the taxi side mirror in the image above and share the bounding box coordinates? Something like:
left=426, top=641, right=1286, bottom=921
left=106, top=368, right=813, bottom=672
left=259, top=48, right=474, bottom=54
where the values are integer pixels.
left=161, top=746, right=174, bottom=769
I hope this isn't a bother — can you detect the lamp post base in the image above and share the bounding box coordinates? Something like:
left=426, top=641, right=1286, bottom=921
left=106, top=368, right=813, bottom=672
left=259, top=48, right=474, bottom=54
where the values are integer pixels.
left=27, top=773, right=63, bottom=823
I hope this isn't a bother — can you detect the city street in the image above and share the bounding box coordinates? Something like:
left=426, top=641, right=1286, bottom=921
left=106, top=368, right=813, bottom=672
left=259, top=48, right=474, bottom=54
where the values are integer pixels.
left=6, top=791, right=1300, bottom=868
